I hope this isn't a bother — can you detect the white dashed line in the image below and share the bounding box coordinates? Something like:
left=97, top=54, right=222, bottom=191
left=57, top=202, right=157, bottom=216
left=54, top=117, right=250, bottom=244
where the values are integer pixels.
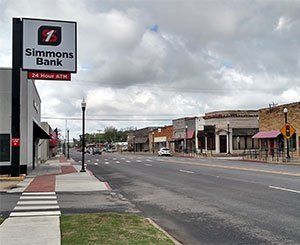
left=179, top=169, right=195, bottom=174
left=105, top=162, right=109, bottom=164
left=104, top=159, right=108, bottom=161
left=137, top=160, right=142, bottom=162
left=113, top=158, right=117, bottom=160
left=144, top=163, right=152, bottom=166
left=269, top=186, right=300, bottom=194
left=146, top=159, right=152, bottom=162
left=96, top=159, right=99, bottom=162
left=116, top=161, right=120, bottom=163
left=126, top=160, right=131, bottom=163
left=94, top=162, right=98, bottom=165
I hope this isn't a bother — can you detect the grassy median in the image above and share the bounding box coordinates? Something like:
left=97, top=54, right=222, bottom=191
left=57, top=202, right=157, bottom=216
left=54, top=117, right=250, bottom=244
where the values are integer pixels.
left=61, top=212, right=173, bottom=245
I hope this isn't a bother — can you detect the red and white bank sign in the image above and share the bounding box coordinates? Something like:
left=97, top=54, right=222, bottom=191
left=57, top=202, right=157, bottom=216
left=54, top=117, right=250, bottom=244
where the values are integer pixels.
left=28, top=71, right=71, bottom=81
left=22, top=18, right=77, bottom=80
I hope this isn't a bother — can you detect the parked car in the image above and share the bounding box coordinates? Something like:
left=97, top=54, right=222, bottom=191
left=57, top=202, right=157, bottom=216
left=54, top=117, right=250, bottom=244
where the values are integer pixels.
left=158, top=147, right=171, bottom=156
left=92, top=147, right=102, bottom=155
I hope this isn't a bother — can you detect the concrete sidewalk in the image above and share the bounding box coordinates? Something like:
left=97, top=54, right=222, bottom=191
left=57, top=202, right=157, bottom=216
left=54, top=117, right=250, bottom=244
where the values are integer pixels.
left=0, top=156, right=109, bottom=245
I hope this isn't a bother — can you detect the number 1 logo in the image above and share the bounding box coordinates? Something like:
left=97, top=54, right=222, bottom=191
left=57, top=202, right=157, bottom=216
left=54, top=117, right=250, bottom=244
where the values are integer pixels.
left=38, top=25, right=61, bottom=46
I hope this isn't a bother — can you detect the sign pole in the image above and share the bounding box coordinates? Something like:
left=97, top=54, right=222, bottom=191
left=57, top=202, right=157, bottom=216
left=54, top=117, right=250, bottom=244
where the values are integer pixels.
left=284, top=112, right=290, bottom=159
left=11, top=18, right=22, bottom=177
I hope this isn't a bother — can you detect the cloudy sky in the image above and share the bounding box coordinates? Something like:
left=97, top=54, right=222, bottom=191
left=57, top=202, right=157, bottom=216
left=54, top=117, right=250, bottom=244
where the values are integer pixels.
left=1, top=0, right=299, bottom=139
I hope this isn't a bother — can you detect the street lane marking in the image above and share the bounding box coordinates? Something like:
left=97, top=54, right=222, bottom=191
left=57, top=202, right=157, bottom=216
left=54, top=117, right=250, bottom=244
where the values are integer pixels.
left=137, top=160, right=142, bottom=162
left=113, top=158, right=117, bottom=160
left=105, top=162, right=109, bottom=164
left=10, top=211, right=61, bottom=217
left=126, top=160, right=131, bottom=163
left=96, top=159, right=99, bottom=161
left=179, top=169, right=195, bottom=174
left=269, top=186, right=300, bottom=194
left=116, top=161, right=120, bottom=163
left=17, top=200, right=58, bottom=205
left=169, top=160, right=300, bottom=177
left=146, top=159, right=152, bottom=162
left=20, top=196, right=56, bottom=200
left=94, top=162, right=98, bottom=165
left=144, top=163, right=152, bottom=166
left=14, top=205, right=59, bottom=210
left=22, top=192, right=55, bottom=195
left=87, top=160, right=91, bottom=162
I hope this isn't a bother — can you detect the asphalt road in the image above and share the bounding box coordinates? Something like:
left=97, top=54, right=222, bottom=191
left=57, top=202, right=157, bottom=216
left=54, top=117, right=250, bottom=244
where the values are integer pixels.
left=70, top=150, right=300, bottom=244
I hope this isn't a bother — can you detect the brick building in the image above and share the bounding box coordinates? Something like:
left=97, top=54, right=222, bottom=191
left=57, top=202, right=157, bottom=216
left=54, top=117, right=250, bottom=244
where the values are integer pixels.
left=255, top=102, right=300, bottom=158
left=149, top=125, right=174, bottom=153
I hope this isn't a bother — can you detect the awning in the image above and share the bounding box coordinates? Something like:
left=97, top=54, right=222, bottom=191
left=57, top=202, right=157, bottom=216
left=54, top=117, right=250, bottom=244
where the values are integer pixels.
left=134, top=137, right=148, bottom=144
left=187, top=130, right=195, bottom=139
left=252, top=130, right=281, bottom=139
left=33, top=121, right=51, bottom=139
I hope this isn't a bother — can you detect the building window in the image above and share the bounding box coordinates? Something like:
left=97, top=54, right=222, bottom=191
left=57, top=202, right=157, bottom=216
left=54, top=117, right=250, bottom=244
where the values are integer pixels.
left=207, top=135, right=215, bottom=150
left=0, top=134, right=10, bottom=162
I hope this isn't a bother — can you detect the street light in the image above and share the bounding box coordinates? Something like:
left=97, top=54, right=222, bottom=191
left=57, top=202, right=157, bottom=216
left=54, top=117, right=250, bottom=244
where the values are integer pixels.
left=81, top=99, right=86, bottom=172
left=185, top=125, right=188, bottom=153
left=283, top=108, right=290, bottom=159
left=227, top=121, right=231, bottom=154
left=152, top=132, right=155, bottom=154
left=67, top=129, right=70, bottom=159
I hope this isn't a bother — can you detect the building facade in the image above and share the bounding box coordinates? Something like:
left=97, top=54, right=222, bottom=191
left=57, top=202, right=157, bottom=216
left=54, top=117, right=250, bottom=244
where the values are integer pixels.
left=0, top=68, right=50, bottom=174
left=149, top=125, right=174, bottom=153
left=201, top=110, right=259, bottom=155
left=254, top=102, right=300, bottom=159
left=132, top=127, right=158, bottom=152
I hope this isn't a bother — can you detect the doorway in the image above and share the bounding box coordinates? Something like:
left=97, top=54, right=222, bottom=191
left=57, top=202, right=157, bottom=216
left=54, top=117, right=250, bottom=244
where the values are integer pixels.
left=220, top=135, right=227, bottom=153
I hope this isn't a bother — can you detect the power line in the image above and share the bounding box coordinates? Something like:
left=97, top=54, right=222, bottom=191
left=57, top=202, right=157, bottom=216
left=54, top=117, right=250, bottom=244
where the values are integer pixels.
left=41, top=116, right=172, bottom=122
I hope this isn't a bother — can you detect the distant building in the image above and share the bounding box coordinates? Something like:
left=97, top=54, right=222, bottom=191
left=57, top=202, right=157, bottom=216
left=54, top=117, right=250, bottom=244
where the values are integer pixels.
left=0, top=68, right=50, bottom=174
left=201, top=110, right=259, bottom=155
left=253, top=102, right=300, bottom=159
left=132, top=127, right=158, bottom=152
left=172, top=117, right=204, bottom=153
left=149, top=125, right=174, bottom=153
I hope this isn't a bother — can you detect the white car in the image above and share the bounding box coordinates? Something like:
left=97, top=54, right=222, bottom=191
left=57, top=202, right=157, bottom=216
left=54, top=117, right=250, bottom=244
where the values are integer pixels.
left=158, top=147, right=171, bottom=156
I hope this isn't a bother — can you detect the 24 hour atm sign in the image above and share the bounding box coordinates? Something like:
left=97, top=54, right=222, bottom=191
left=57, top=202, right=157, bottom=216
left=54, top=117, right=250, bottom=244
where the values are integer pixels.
left=22, top=18, right=77, bottom=73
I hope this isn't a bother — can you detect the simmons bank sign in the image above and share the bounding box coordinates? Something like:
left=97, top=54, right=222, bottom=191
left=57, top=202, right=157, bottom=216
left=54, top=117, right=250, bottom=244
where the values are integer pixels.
left=22, top=18, right=77, bottom=80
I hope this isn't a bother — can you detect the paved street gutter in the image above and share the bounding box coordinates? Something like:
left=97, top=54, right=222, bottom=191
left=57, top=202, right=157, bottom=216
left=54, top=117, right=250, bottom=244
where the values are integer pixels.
left=61, top=212, right=174, bottom=245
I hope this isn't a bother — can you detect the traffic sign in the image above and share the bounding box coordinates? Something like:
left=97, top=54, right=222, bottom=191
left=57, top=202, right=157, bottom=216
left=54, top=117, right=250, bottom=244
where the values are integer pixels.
left=280, top=123, right=295, bottom=139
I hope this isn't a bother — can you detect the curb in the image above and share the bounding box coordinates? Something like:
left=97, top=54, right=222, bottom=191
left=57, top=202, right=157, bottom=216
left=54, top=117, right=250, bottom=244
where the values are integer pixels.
left=0, top=176, right=25, bottom=181
left=146, top=218, right=182, bottom=245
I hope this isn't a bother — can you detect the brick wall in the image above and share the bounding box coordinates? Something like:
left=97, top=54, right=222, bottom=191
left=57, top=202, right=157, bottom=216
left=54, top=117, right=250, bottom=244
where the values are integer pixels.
left=259, top=102, right=300, bottom=132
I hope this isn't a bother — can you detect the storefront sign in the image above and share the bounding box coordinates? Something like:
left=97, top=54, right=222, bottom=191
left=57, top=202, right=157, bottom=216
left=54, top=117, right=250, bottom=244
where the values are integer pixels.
left=22, top=18, right=77, bottom=73
left=28, top=71, right=71, bottom=80
left=11, top=138, right=20, bottom=147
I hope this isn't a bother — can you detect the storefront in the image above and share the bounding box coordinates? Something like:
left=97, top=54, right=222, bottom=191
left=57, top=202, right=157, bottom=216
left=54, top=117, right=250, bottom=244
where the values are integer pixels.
left=0, top=68, right=50, bottom=174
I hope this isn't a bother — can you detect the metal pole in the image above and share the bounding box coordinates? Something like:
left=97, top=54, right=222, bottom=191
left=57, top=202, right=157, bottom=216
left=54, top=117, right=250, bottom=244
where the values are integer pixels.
left=185, top=126, right=188, bottom=153
left=11, top=18, right=22, bottom=177
left=81, top=107, right=86, bottom=172
left=152, top=133, right=155, bottom=154
left=285, top=113, right=290, bottom=159
left=67, top=129, right=70, bottom=159
left=227, top=123, right=231, bottom=154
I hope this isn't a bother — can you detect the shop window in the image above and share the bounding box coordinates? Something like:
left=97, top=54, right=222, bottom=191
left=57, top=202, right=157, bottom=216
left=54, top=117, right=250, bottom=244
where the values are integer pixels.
left=233, top=136, right=239, bottom=150
left=289, top=134, right=297, bottom=150
left=0, top=134, right=10, bottom=162
left=207, top=135, right=215, bottom=150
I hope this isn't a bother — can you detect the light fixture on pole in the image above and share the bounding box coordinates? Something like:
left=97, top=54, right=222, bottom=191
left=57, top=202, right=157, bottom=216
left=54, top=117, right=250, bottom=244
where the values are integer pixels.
left=283, top=108, right=290, bottom=159
left=67, top=129, right=70, bottom=159
left=81, top=99, right=86, bottom=172
left=152, top=132, right=155, bottom=154
left=185, top=125, right=188, bottom=153
left=227, top=121, right=231, bottom=154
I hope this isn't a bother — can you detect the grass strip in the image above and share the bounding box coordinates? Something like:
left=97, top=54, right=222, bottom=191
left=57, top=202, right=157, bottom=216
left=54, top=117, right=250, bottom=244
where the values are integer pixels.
left=61, top=212, right=173, bottom=245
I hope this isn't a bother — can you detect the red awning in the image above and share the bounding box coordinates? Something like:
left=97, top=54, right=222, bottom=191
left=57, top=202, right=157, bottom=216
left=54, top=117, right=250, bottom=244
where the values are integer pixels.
left=252, top=130, right=281, bottom=139
left=187, top=130, right=195, bottom=139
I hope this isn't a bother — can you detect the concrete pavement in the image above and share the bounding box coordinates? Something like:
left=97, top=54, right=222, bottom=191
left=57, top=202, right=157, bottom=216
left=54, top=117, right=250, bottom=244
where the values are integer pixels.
left=0, top=155, right=109, bottom=245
